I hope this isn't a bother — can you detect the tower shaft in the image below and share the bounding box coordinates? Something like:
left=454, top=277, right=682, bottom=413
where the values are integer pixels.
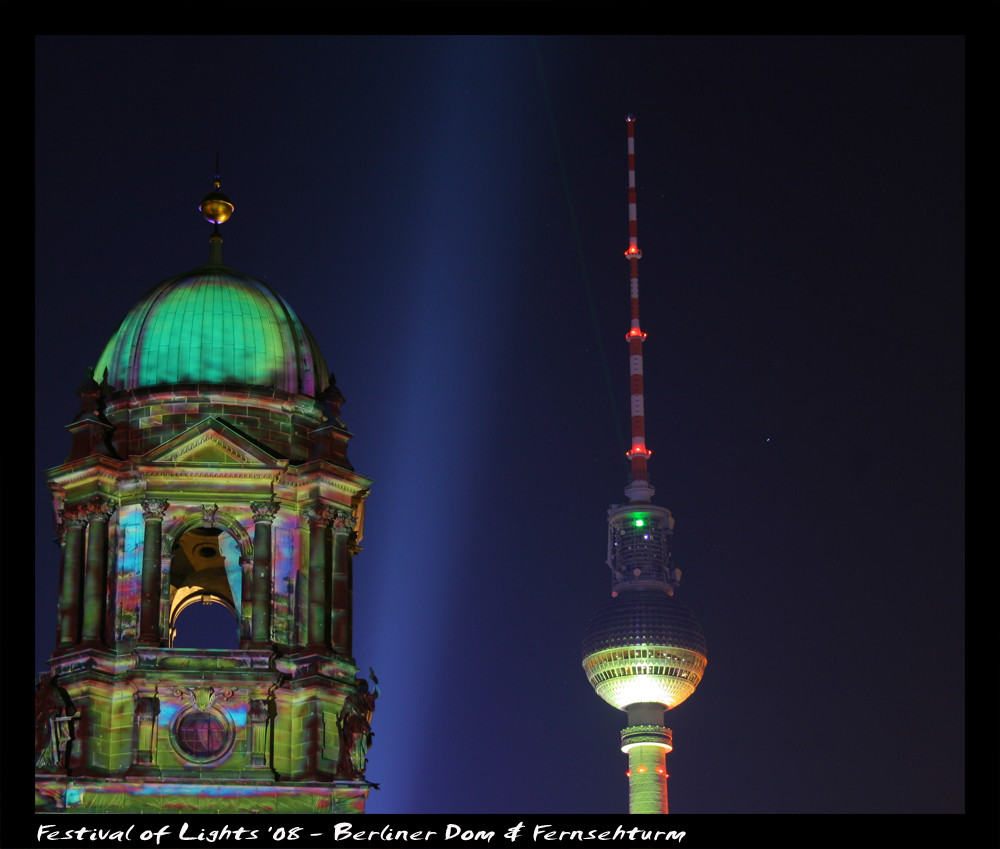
left=623, top=719, right=673, bottom=814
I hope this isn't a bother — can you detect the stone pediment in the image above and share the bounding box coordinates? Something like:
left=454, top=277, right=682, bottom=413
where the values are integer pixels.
left=141, top=419, right=280, bottom=468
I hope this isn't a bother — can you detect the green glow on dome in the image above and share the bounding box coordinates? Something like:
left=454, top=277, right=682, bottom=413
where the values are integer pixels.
left=94, top=268, right=329, bottom=396
left=633, top=517, right=646, bottom=527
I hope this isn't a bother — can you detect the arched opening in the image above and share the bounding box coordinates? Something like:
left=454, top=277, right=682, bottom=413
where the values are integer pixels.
left=168, top=527, right=242, bottom=649
left=172, top=596, right=239, bottom=649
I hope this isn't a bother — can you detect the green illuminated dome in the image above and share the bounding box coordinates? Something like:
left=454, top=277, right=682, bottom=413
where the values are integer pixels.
left=582, top=589, right=707, bottom=711
left=95, top=264, right=330, bottom=397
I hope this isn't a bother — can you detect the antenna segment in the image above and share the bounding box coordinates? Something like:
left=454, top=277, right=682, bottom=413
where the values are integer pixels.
left=623, top=115, right=653, bottom=503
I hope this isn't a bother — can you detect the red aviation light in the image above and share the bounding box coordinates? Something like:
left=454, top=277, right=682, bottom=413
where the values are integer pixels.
left=626, top=444, right=651, bottom=459
left=624, top=246, right=642, bottom=259
left=626, top=327, right=648, bottom=340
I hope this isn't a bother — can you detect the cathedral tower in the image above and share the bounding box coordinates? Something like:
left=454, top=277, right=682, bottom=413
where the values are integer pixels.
left=582, top=117, right=707, bottom=814
left=35, top=177, right=379, bottom=814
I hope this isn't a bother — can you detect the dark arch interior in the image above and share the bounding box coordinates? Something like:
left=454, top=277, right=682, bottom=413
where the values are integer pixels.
left=172, top=599, right=239, bottom=649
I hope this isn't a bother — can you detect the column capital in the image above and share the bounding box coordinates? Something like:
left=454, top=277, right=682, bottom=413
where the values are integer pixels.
left=303, top=503, right=334, bottom=527
left=251, top=500, right=280, bottom=523
left=61, top=504, right=90, bottom=528
left=141, top=498, right=170, bottom=520
left=250, top=698, right=270, bottom=723
left=134, top=693, right=160, bottom=719
left=332, top=509, right=356, bottom=534
left=86, top=495, right=118, bottom=521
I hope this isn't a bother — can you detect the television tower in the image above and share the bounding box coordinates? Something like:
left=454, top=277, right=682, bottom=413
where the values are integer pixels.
left=582, top=115, right=707, bottom=815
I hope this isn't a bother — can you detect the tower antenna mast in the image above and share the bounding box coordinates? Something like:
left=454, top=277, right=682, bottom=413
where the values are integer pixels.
left=624, top=114, right=653, bottom=503
left=582, top=116, right=707, bottom=815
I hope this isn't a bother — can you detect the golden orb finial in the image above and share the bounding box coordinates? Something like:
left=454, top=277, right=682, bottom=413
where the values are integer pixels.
left=199, top=175, right=234, bottom=226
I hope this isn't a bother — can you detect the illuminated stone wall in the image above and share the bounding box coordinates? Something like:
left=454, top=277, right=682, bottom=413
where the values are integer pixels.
left=37, top=252, right=376, bottom=814
left=100, top=387, right=333, bottom=465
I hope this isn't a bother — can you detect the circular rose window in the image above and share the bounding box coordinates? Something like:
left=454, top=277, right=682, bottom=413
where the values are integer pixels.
left=173, top=709, right=234, bottom=763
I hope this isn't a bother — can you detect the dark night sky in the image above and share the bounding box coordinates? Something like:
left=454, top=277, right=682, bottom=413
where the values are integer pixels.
left=34, top=33, right=968, bottom=823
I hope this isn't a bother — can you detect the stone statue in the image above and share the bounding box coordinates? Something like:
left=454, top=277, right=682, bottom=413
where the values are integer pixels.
left=336, top=669, right=380, bottom=778
left=35, top=675, right=76, bottom=770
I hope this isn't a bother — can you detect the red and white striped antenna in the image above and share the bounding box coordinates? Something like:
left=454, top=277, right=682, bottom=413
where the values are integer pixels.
left=623, top=114, right=654, bottom=503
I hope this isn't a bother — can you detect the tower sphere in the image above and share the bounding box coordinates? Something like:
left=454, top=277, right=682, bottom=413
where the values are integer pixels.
left=582, top=588, right=707, bottom=711
left=94, top=267, right=331, bottom=397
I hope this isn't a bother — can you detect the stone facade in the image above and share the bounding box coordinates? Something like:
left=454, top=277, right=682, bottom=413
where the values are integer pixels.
left=36, top=248, right=378, bottom=814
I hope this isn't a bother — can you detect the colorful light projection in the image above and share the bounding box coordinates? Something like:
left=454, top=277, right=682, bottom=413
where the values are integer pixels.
left=94, top=270, right=329, bottom=396
left=114, top=505, right=144, bottom=643
left=37, top=173, right=377, bottom=816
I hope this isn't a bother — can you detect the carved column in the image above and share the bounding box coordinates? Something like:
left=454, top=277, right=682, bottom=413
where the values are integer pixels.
left=239, top=558, right=253, bottom=648
left=57, top=507, right=88, bottom=649
left=133, top=693, right=160, bottom=765
left=249, top=697, right=272, bottom=768
left=331, top=511, right=355, bottom=656
left=303, top=504, right=332, bottom=650
left=81, top=496, right=116, bottom=646
left=138, top=499, right=168, bottom=646
left=250, top=500, right=280, bottom=648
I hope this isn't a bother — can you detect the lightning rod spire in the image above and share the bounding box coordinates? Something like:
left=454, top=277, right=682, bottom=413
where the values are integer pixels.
left=623, top=114, right=653, bottom=503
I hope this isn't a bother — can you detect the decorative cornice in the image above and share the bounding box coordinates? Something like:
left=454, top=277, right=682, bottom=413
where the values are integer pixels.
left=160, top=431, right=256, bottom=464
left=135, top=467, right=282, bottom=482
left=292, top=464, right=372, bottom=491
left=45, top=463, right=124, bottom=493
left=118, top=466, right=146, bottom=492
